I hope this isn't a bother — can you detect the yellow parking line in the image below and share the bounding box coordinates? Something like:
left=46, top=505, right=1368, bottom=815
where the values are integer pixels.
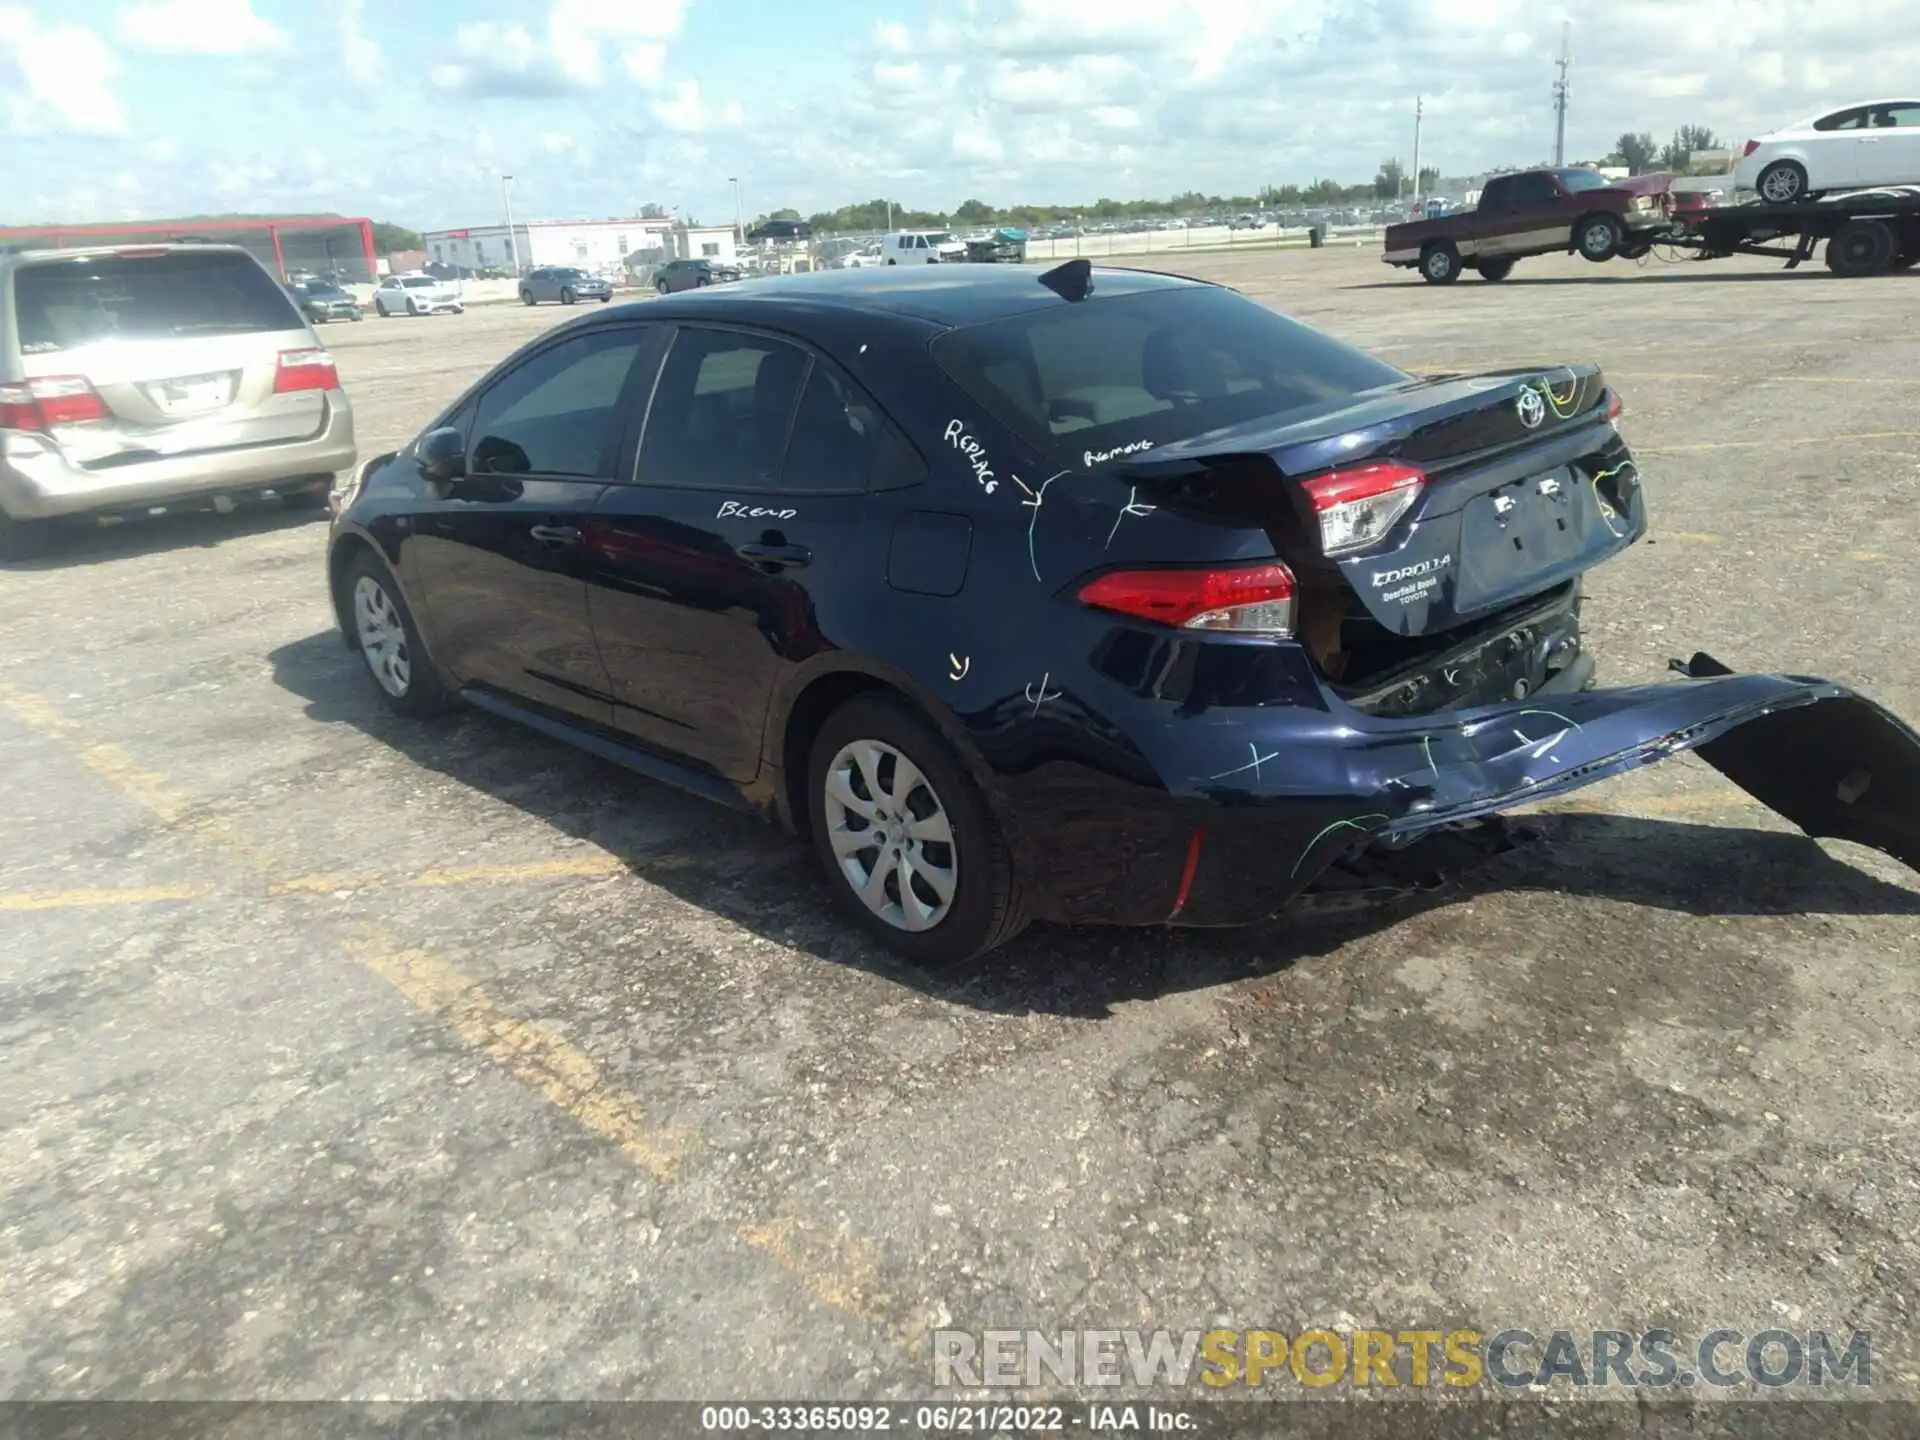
left=0, top=680, right=882, bottom=1331
left=0, top=884, right=210, bottom=912
left=343, top=936, right=693, bottom=1178
left=1654, top=531, right=1723, bottom=544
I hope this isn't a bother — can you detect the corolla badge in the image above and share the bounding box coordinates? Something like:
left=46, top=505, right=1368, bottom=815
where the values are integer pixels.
left=1515, top=387, right=1547, bottom=430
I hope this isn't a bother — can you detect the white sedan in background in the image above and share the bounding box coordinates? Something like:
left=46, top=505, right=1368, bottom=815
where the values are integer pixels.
left=842, top=245, right=884, bottom=268
left=1735, top=99, right=1920, bottom=202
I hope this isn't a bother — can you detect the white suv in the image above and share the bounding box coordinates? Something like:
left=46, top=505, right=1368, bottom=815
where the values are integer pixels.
left=373, top=273, right=464, bottom=316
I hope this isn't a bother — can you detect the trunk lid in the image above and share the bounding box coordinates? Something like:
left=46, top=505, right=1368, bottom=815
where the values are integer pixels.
left=1117, top=365, right=1645, bottom=638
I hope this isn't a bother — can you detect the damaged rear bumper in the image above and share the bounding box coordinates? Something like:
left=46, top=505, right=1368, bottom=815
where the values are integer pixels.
left=1016, top=654, right=1920, bottom=928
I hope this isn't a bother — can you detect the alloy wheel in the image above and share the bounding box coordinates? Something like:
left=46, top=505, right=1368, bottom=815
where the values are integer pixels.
left=352, top=574, right=412, bottom=697
left=823, top=739, right=957, bottom=932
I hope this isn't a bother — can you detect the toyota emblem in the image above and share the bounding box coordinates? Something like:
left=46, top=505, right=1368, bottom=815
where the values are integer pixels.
left=1516, top=387, right=1547, bottom=429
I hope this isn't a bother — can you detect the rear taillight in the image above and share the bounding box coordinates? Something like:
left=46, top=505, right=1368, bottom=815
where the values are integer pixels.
left=1742, top=139, right=1760, bottom=157
left=274, top=347, right=339, bottom=393
left=1078, top=562, right=1297, bottom=637
left=0, top=375, right=108, bottom=430
left=1605, top=390, right=1623, bottom=423
left=1298, top=461, right=1426, bottom=556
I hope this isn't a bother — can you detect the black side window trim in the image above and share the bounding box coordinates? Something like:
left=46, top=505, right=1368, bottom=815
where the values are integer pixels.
left=464, top=321, right=656, bottom=479
left=628, top=321, right=915, bottom=497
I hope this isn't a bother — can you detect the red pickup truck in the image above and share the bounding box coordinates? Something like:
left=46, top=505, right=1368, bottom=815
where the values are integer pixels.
left=1384, top=167, right=1676, bottom=283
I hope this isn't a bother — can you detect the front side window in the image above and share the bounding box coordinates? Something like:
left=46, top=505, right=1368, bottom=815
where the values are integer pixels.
left=468, top=327, right=645, bottom=477
left=931, top=285, right=1408, bottom=468
left=1557, top=170, right=1610, bottom=194
left=1871, top=103, right=1920, bottom=127
left=636, top=327, right=809, bottom=491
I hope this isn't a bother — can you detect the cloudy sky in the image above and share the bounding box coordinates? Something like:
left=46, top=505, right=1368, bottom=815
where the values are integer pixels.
left=3, top=0, right=1919, bottom=230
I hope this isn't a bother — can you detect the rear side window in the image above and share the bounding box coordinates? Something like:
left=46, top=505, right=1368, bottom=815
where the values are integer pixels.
left=11, top=250, right=301, bottom=354
left=468, top=327, right=645, bottom=477
left=930, top=287, right=1407, bottom=467
left=1814, top=107, right=1869, bottom=131
left=636, top=327, right=809, bottom=490
left=780, top=360, right=924, bottom=494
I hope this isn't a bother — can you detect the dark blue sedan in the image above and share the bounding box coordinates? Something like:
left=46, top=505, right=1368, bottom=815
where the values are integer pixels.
left=325, top=263, right=1920, bottom=963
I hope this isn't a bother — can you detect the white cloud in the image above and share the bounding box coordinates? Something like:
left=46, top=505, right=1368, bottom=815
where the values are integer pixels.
left=649, top=78, right=743, bottom=134
left=120, top=0, right=287, bottom=56
left=0, top=6, right=126, bottom=135
left=342, top=0, right=381, bottom=84
left=433, top=0, right=686, bottom=98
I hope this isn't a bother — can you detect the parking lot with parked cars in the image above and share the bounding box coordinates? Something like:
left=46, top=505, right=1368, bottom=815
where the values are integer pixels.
left=4, top=246, right=1918, bottom=1401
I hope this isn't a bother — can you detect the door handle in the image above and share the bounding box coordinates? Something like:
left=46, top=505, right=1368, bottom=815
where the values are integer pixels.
left=529, top=524, right=581, bottom=546
left=737, top=541, right=812, bottom=569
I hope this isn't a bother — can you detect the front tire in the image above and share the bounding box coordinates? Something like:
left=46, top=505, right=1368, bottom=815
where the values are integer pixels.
left=806, top=695, right=1027, bottom=965
left=560, top=287, right=575, bottom=304
left=407, top=299, right=421, bottom=316
left=656, top=279, right=669, bottom=294
left=1420, top=241, right=1461, bottom=283
left=1576, top=212, right=1624, bottom=262
left=1757, top=159, right=1809, bottom=204
left=341, top=551, right=451, bottom=717
left=521, top=289, right=536, bottom=305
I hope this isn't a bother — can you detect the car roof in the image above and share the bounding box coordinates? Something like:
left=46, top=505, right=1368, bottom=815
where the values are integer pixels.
left=0, top=241, right=253, bottom=275
left=639, top=263, right=1208, bottom=326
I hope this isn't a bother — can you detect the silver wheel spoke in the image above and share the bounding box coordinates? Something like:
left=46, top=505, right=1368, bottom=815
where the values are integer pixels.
left=906, top=851, right=955, bottom=905
left=828, top=821, right=874, bottom=858
left=853, top=744, right=888, bottom=812
left=826, top=769, right=877, bottom=820
left=886, top=753, right=926, bottom=812
left=857, top=849, right=893, bottom=908
left=896, top=853, right=934, bottom=931
left=907, top=809, right=952, bottom=845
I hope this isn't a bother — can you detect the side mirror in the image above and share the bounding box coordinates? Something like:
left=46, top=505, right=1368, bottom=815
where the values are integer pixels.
left=416, top=426, right=466, bottom=484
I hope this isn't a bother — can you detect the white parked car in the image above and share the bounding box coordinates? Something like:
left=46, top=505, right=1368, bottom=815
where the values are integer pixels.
left=372, top=273, right=464, bottom=317
left=1735, top=99, right=1920, bottom=203
left=843, top=245, right=884, bottom=268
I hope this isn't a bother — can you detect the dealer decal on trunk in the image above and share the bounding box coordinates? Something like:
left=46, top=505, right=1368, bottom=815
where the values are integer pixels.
left=1373, top=553, right=1453, bottom=604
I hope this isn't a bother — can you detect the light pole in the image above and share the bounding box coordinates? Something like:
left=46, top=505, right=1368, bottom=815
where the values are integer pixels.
left=502, top=174, right=521, bottom=275
left=1411, top=96, right=1424, bottom=210
left=729, top=176, right=744, bottom=251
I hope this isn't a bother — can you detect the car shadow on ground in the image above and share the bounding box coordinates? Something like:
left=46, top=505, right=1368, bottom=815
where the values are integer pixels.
left=269, top=630, right=1920, bottom=1018
left=2, top=505, right=327, bottom=571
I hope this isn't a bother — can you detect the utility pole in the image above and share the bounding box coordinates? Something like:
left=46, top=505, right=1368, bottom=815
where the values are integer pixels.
left=729, top=176, right=744, bottom=249
left=1551, top=22, right=1571, bottom=167
left=1411, top=96, right=1424, bottom=207
left=501, top=174, right=521, bottom=275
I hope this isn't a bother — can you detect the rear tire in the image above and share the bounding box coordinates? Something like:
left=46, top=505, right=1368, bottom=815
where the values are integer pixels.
left=805, top=694, right=1027, bottom=966
left=340, top=550, right=451, bottom=718
left=1575, top=212, right=1624, bottom=262
left=1756, top=159, right=1809, bottom=204
left=1826, top=219, right=1898, bottom=277
left=1420, top=242, right=1461, bottom=283
left=1475, top=257, right=1515, bottom=281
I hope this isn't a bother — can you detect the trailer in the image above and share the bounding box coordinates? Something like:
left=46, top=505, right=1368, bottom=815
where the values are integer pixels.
left=1663, top=187, right=1920, bottom=276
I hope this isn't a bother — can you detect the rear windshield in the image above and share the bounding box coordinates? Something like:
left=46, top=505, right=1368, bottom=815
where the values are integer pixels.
left=12, top=250, right=301, bottom=354
left=930, top=286, right=1409, bottom=464
left=305, top=282, right=348, bottom=297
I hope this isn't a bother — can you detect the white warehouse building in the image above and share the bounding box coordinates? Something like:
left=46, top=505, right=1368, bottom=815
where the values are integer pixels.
left=423, top=218, right=738, bottom=274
